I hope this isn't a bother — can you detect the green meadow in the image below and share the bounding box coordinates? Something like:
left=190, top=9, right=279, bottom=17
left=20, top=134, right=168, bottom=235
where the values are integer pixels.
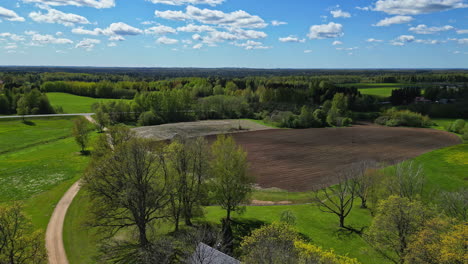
left=0, top=117, right=75, bottom=154
left=0, top=117, right=93, bottom=230
left=47, top=92, right=128, bottom=113
left=358, top=87, right=396, bottom=97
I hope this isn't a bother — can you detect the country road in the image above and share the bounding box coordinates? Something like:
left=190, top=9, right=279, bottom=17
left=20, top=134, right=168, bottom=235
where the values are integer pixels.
left=45, top=181, right=81, bottom=264
left=44, top=114, right=95, bottom=264
left=0, top=113, right=94, bottom=119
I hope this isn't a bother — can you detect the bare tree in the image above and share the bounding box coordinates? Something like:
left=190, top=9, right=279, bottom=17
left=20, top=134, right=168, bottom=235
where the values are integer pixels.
left=83, top=138, right=172, bottom=249
left=387, top=161, right=425, bottom=201
left=440, top=188, right=467, bottom=221
left=165, top=137, right=210, bottom=231
left=351, top=160, right=381, bottom=209
left=312, top=174, right=357, bottom=229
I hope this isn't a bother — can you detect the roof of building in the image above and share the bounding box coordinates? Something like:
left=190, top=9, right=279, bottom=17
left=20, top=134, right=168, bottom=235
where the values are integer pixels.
left=190, top=243, right=240, bottom=264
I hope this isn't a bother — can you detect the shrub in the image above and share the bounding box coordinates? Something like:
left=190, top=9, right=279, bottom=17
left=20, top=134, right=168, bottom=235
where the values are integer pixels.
left=375, top=108, right=432, bottom=128
left=295, top=241, right=360, bottom=264
left=138, top=111, right=163, bottom=126
left=341, top=117, right=353, bottom=127
left=449, top=119, right=466, bottom=134
left=462, top=129, right=468, bottom=141
left=240, top=222, right=300, bottom=264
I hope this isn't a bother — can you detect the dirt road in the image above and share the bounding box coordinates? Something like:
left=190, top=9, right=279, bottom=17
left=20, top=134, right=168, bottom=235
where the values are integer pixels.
left=45, top=116, right=95, bottom=264
left=45, top=181, right=81, bottom=264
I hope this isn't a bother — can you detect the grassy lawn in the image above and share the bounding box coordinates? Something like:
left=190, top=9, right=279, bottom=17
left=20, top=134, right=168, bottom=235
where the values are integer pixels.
left=251, top=188, right=312, bottom=203
left=0, top=117, right=95, bottom=230
left=204, top=205, right=381, bottom=263
left=0, top=117, right=75, bottom=154
left=431, top=118, right=467, bottom=132
left=47, top=92, right=127, bottom=113
left=413, top=143, right=467, bottom=192
left=0, top=137, right=90, bottom=202
left=358, top=88, right=395, bottom=97
left=340, top=83, right=405, bottom=88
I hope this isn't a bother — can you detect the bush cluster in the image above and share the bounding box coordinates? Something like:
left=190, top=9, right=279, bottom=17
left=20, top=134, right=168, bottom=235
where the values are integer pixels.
left=375, top=108, right=432, bottom=127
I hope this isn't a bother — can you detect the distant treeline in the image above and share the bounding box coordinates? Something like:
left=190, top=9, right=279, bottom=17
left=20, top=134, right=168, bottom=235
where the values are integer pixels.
left=1, top=69, right=467, bottom=119
left=1, top=67, right=468, bottom=82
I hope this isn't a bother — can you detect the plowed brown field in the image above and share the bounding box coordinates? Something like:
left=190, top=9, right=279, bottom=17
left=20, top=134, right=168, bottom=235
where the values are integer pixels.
left=209, top=125, right=461, bottom=191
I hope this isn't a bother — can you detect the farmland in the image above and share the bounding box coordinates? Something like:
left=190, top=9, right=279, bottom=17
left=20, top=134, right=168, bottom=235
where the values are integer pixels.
left=208, top=125, right=460, bottom=191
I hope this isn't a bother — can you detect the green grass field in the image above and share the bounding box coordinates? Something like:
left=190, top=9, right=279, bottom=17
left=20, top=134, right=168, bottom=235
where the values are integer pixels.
left=431, top=118, right=467, bottom=132
left=339, top=83, right=406, bottom=98
left=0, top=117, right=94, bottom=231
left=0, top=136, right=90, bottom=202
left=413, top=143, right=467, bottom=192
left=47, top=92, right=128, bottom=113
left=340, top=83, right=405, bottom=88
left=0, top=117, right=75, bottom=154
left=358, top=88, right=396, bottom=97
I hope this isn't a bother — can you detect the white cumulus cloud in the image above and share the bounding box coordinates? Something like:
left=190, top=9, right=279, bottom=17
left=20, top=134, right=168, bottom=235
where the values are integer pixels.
left=0, top=6, right=25, bottom=22
left=156, top=36, right=179, bottom=44
left=271, top=20, right=287, bottom=26
left=147, top=0, right=224, bottom=6
left=21, top=0, right=115, bottom=9
left=279, top=36, right=305, bottom=43
left=331, top=9, right=351, bottom=18
left=367, top=38, right=383, bottom=42
left=308, top=22, right=343, bottom=39
left=75, top=38, right=100, bottom=50
left=156, top=5, right=267, bottom=28
left=409, top=24, right=454, bottom=34
left=373, top=0, right=467, bottom=15
left=332, top=40, right=343, bottom=45
left=0, top=33, right=25, bottom=41
left=396, top=35, right=416, bottom=42
left=177, top=24, right=214, bottom=32
left=374, top=15, right=413, bottom=26
left=145, top=25, right=176, bottom=35
left=72, top=22, right=143, bottom=40
left=31, top=33, right=73, bottom=45
left=29, top=6, right=90, bottom=27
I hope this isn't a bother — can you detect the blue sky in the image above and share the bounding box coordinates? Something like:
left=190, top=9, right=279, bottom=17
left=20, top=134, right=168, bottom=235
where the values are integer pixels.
left=0, top=0, right=467, bottom=68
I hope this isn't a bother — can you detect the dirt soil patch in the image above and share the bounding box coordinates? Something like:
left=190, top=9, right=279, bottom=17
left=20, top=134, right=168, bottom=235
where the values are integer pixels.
left=207, top=125, right=461, bottom=192
left=133, top=119, right=271, bottom=141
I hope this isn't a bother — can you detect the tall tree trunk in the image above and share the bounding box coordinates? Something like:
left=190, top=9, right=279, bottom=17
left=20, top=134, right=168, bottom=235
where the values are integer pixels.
left=137, top=223, right=149, bottom=248
left=361, top=198, right=367, bottom=209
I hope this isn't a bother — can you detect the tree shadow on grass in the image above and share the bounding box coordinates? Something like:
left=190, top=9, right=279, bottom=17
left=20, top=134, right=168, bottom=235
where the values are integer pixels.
left=80, top=150, right=92, bottom=156
left=333, top=225, right=367, bottom=240
left=22, top=120, right=36, bottom=126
